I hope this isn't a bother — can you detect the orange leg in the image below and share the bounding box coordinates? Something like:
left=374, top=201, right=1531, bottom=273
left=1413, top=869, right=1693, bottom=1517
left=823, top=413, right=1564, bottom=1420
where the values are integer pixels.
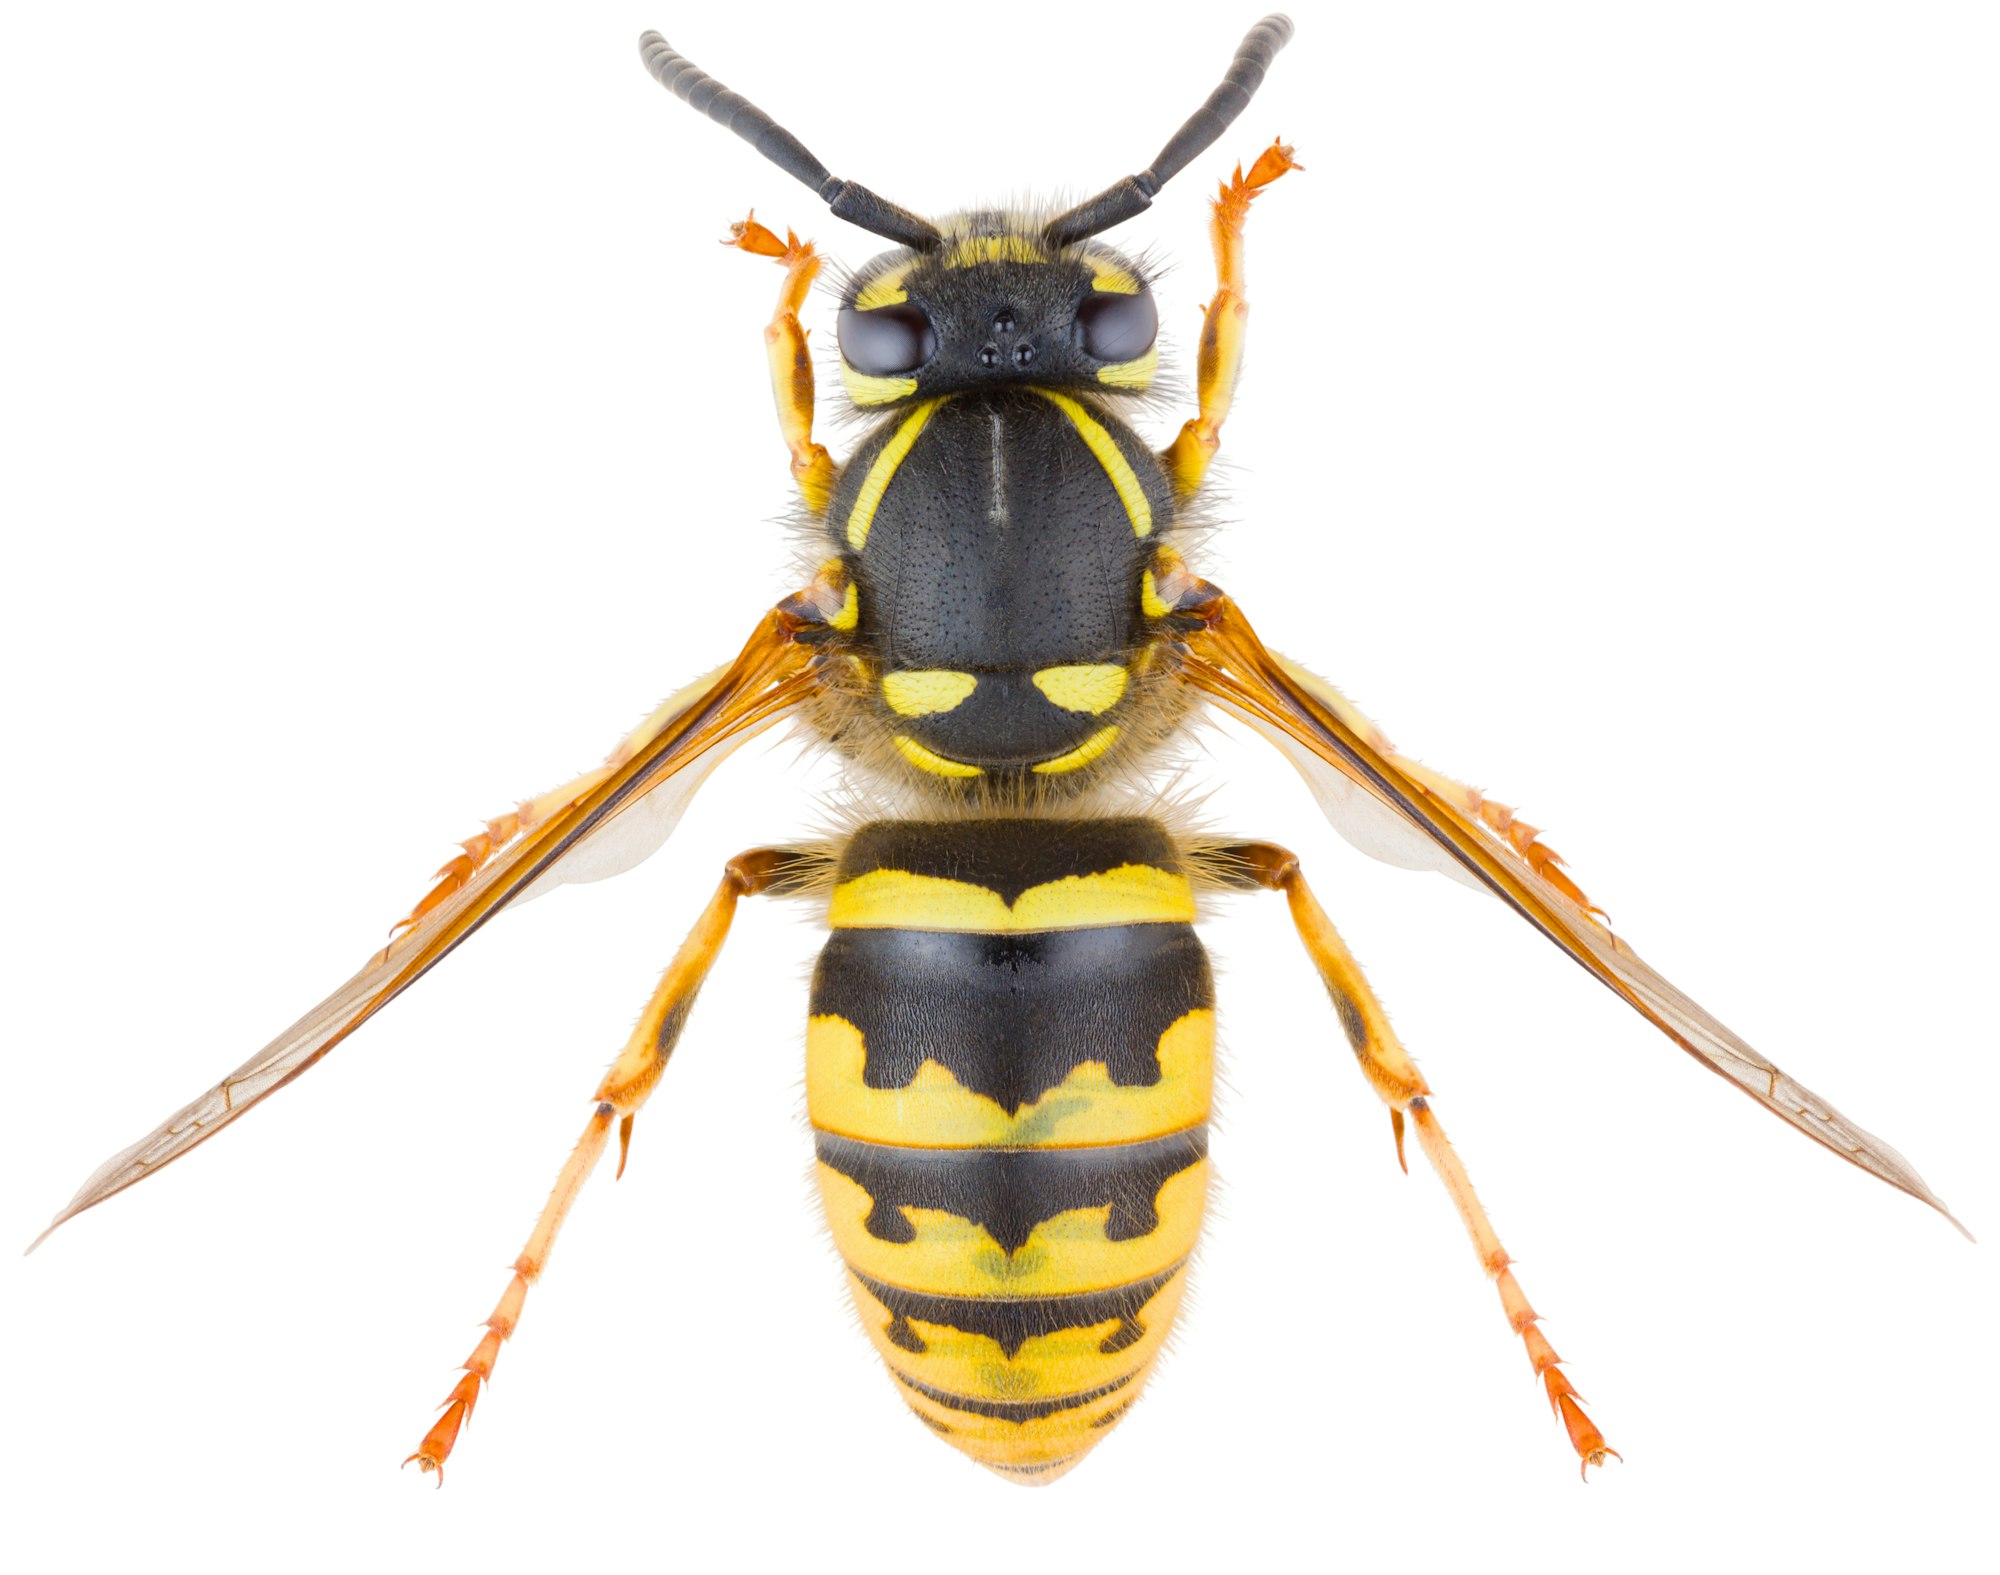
left=1223, top=841, right=1620, bottom=1478
left=403, top=846, right=805, bottom=1482
left=381, top=671, right=747, bottom=955
left=726, top=213, right=838, bottom=513
left=1160, top=139, right=1300, bottom=498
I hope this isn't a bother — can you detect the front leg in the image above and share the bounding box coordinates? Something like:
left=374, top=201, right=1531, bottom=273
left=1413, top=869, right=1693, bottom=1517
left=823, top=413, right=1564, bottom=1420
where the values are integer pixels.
left=727, top=214, right=838, bottom=512
left=1159, top=139, right=1299, bottom=498
left=1219, top=839, right=1620, bottom=1478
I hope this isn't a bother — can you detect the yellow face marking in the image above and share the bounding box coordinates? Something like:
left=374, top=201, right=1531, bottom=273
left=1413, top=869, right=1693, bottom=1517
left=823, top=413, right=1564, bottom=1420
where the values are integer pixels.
left=891, top=734, right=982, bottom=778
left=1031, top=663, right=1128, bottom=715
left=880, top=669, right=978, bottom=717
left=854, top=266, right=913, bottom=309
left=1030, top=724, right=1121, bottom=775
left=808, top=1009, right=1213, bottom=1148
left=943, top=234, right=1049, bottom=269
left=847, top=398, right=943, bottom=551
left=1095, top=346, right=1158, bottom=390
left=1032, top=390, right=1152, bottom=538
left=817, top=1161, right=1208, bottom=1296
left=1141, top=570, right=1172, bottom=619
left=829, top=863, right=1195, bottom=933
left=1088, top=264, right=1141, bottom=294
left=840, top=365, right=921, bottom=407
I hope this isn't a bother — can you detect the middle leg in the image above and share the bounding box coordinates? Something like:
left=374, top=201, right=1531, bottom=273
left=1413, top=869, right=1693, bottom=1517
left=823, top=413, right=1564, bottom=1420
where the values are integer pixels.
left=1219, top=839, right=1619, bottom=1477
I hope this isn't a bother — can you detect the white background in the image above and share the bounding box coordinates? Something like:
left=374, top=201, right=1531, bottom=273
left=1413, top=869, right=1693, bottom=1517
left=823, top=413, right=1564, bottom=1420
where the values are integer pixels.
left=3, top=4, right=1995, bottom=1571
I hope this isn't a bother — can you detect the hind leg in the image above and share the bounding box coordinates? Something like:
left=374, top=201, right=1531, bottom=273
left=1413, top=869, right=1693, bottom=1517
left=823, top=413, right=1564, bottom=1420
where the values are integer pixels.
left=1220, top=839, right=1619, bottom=1478
left=403, top=846, right=806, bottom=1481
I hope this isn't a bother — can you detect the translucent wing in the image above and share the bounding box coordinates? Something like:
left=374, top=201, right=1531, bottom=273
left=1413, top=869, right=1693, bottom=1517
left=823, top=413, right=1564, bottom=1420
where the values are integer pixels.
left=1175, top=586, right=1963, bottom=1231
left=33, top=605, right=819, bottom=1247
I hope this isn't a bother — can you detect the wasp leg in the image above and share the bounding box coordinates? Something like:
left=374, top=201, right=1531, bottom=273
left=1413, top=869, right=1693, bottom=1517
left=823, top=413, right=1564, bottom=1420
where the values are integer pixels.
left=1159, top=139, right=1300, bottom=498
left=725, top=213, right=838, bottom=513
left=403, top=845, right=808, bottom=1483
left=384, top=680, right=734, bottom=949
left=1219, top=840, right=1620, bottom=1479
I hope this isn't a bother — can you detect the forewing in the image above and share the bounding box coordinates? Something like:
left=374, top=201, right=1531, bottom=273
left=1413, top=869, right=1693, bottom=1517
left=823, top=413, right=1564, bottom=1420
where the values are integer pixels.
left=34, top=608, right=817, bottom=1246
left=1178, top=592, right=1961, bottom=1229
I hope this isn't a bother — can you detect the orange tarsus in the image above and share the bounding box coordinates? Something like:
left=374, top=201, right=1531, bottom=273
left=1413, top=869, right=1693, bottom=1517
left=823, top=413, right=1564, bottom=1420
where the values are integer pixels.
left=1404, top=1103, right=1618, bottom=1479
left=403, top=1104, right=614, bottom=1484
left=1162, top=138, right=1299, bottom=497
left=1230, top=138, right=1301, bottom=203
left=1499, top=1257, right=1620, bottom=1480
left=724, top=210, right=794, bottom=259
left=386, top=809, right=532, bottom=945
left=720, top=208, right=834, bottom=511
left=1456, top=787, right=1612, bottom=928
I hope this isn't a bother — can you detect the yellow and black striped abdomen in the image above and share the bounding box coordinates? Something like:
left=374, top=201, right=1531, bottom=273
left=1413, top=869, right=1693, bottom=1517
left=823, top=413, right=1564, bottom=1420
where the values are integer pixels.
left=808, top=818, right=1212, bottom=1483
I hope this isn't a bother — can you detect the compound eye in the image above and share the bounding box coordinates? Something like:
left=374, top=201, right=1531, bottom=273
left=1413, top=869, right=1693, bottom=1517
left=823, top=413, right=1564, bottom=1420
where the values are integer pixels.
left=838, top=302, right=936, bottom=376
left=1074, top=289, right=1158, bottom=363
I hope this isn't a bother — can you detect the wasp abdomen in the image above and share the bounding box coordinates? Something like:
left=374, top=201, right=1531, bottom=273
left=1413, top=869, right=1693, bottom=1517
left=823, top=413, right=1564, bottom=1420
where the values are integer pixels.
left=808, top=817, right=1213, bottom=1482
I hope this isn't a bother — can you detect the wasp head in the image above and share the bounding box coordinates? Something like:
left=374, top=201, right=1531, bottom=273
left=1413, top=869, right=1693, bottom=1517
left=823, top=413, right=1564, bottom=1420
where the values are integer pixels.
left=836, top=215, right=1158, bottom=410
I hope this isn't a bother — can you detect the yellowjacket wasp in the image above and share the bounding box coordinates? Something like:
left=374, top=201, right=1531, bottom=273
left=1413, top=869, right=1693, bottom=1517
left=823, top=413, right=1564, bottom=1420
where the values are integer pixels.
left=19, top=3, right=1984, bottom=1511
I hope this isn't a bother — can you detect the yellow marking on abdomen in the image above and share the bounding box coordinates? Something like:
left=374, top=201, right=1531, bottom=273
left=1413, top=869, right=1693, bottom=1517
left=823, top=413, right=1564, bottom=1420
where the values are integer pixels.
left=900, top=1358, right=1162, bottom=1475
left=847, top=398, right=943, bottom=550
left=1031, top=725, right=1121, bottom=775
left=817, top=1162, right=1208, bottom=1297
left=808, top=1009, right=1214, bottom=1147
left=1031, top=664, right=1128, bottom=715
left=847, top=1269, right=1186, bottom=1418
left=1033, top=390, right=1152, bottom=538
left=828, top=863, right=1193, bottom=932
left=891, top=735, right=982, bottom=778
left=881, top=669, right=978, bottom=717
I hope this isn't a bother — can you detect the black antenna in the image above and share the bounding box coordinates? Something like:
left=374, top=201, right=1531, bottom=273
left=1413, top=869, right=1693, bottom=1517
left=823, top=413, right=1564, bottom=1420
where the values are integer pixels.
left=638, top=32, right=943, bottom=252
left=1045, top=14, right=1295, bottom=247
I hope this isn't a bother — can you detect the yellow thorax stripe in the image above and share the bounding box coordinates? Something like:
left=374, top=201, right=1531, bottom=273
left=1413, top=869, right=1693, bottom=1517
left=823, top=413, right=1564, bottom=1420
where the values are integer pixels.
left=847, top=398, right=943, bottom=550
left=890, top=734, right=981, bottom=778
left=1032, top=663, right=1127, bottom=714
left=1031, top=724, right=1120, bottom=775
left=829, top=863, right=1195, bottom=932
left=828, top=581, right=859, bottom=630
left=882, top=669, right=978, bottom=716
left=1033, top=391, right=1152, bottom=538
